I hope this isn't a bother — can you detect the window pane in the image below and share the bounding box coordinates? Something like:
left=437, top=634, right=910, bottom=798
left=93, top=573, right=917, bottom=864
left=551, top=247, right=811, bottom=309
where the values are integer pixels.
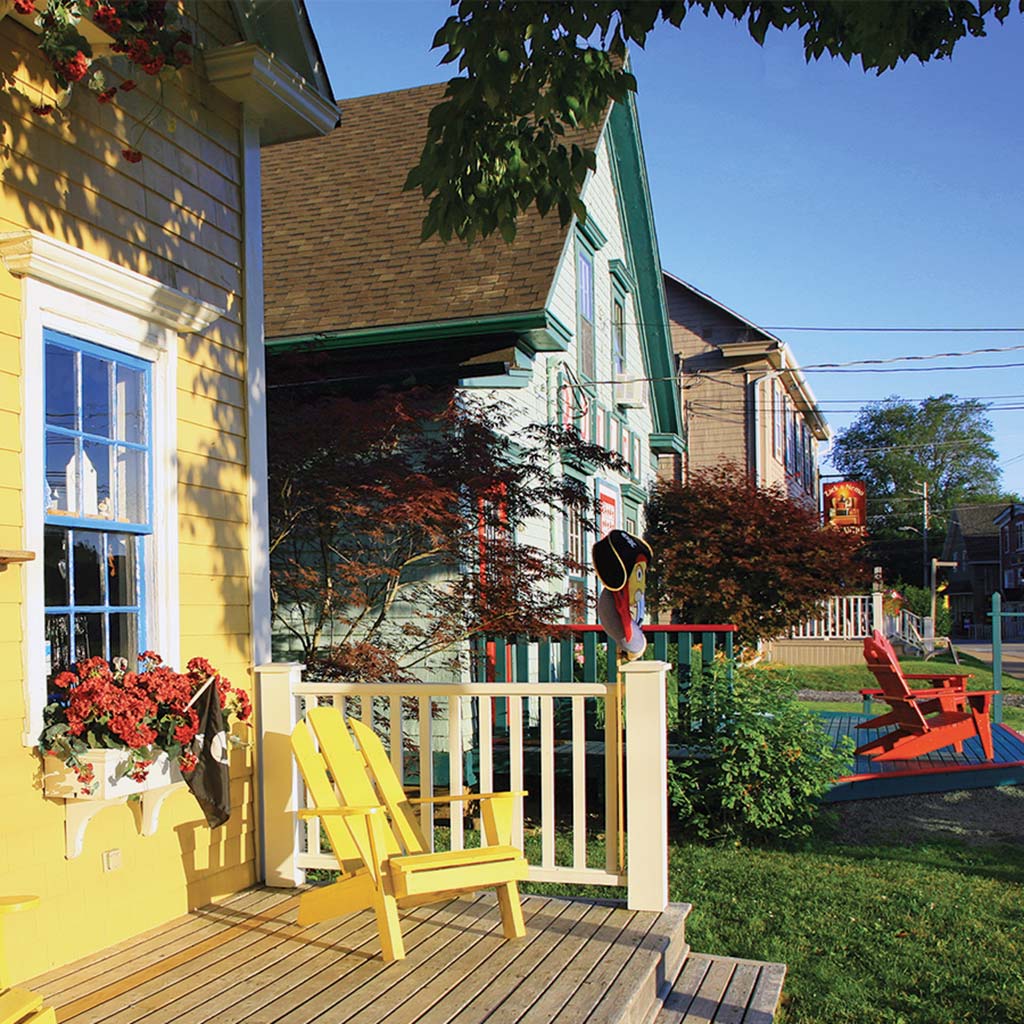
left=82, top=442, right=112, bottom=519
left=107, top=534, right=137, bottom=606
left=73, top=533, right=104, bottom=607
left=44, top=527, right=69, bottom=606
left=46, top=346, right=76, bottom=429
left=75, top=612, right=105, bottom=661
left=115, top=446, right=147, bottom=524
left=116, top=364, right=146, bottom=444
left=45, top=436, right=76, bottom=514
left=81, top=354, right=112, bottom=438
left=46, top=614, right=71, bottom=677
left=109, top=612, right=139, bottom=664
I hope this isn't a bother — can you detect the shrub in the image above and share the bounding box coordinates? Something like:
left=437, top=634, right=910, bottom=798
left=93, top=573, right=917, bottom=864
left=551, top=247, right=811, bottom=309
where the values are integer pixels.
left=667, top=663, right=853, bottom=842
left=899, top=582, right=953, bottom=638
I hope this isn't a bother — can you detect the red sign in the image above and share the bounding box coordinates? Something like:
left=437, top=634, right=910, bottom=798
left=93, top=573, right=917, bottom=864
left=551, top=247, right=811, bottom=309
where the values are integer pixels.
left=823, top=480, right=867, bottom=534
left=597, top=482, right=619, bottom=538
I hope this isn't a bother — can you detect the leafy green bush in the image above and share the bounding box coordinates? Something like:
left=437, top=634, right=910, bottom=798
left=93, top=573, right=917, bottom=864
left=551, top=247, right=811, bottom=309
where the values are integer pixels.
left=667, top=663, right=854, bottom=842
left=898, top=582, right=953, bottom=637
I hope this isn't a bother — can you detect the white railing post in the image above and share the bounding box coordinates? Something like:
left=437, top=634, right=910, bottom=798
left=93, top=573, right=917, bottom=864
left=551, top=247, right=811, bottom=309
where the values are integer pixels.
left=620, top=659, right=669, bottom=912
left=255, top=662, right=306, bottom=887
left=872, top=591, right=884, bottom=635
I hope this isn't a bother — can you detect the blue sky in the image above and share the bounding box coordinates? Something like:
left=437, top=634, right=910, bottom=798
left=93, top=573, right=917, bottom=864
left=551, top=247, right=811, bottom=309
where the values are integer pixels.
left=305, top=2, right=1024, bottom=504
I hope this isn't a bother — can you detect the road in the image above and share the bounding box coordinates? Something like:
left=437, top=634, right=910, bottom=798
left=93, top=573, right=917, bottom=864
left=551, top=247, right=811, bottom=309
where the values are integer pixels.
left=955, top=641, right=1024, bottom=681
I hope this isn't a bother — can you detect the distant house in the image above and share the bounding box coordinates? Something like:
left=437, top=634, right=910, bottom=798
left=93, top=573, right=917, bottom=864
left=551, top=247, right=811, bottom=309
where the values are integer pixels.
left=662, top=272, right=829, bottom=505
left=261, top=83, right=684, bottom=636
left=995, top=502, right=1024, bottom=601
left=941, top=504, right=1003, bottom=635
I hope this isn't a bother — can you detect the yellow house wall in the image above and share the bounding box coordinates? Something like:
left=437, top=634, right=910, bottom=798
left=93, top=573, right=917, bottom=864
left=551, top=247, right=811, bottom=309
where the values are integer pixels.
left=0, top=10, right=259, bottom=980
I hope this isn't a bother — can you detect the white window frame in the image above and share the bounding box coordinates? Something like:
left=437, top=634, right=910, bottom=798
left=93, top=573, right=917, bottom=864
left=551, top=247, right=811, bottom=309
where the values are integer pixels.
left=2, top=232, right=222, bottom=744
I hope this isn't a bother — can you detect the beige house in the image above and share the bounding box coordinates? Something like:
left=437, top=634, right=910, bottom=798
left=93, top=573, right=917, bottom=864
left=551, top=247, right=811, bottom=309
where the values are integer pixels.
left=663, top=271, right=829, bottom=505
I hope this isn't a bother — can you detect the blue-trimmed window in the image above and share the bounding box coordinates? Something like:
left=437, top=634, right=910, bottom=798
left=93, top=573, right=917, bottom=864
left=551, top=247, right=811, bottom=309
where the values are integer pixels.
left=611, top=294, right=626, bottom=377
left=576, top=242, right=596, bottom=380
left=43, top=330, right=152, bottom=672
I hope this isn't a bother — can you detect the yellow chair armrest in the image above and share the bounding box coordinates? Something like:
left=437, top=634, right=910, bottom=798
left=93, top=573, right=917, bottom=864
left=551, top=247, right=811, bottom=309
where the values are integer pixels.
left=297, top=805, right=381, bottom=820
left=407, top=791, right=527, bottom=806
left=0, top=895, right=40, bottom=916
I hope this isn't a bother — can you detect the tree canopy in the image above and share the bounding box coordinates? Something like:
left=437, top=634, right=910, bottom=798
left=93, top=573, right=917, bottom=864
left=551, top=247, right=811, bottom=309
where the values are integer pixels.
left=829, top=394, right=1006, bottom=580
left=645, top=466, right=867, bottom=645
left=407, top=0, right=1022, bottom=242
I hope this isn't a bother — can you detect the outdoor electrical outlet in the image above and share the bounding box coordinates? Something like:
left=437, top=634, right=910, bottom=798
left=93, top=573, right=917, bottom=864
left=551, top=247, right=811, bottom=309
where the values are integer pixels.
left=102, top=849, right=122, bottom=872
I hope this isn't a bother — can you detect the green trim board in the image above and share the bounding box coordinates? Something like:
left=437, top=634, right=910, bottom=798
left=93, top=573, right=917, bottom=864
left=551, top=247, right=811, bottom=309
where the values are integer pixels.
left=609, top=259, right=636, bottom=293
left=649, top=432, right=686, bottom=455
left=577, top=212, right=608, bottom=251
left=266, top=308, right=572, bottom=357
left=620, top=482, right=647, bottom=505
left=606, top=95, right=682, bottom=439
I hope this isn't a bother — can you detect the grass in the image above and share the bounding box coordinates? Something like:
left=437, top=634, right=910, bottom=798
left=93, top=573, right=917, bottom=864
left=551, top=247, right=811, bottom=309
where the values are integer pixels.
left=522, top=821, right=1024, bottom=1024
left=754, top=650, right=1021, bottom=694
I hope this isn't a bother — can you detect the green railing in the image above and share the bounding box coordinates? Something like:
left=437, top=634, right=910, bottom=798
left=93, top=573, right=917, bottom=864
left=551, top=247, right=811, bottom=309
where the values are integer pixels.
left=471, top=624, right=737, bottom=730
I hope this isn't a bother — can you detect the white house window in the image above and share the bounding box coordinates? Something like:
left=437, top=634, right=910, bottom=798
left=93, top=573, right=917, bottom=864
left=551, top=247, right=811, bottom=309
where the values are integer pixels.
left=43, top=332, right=152, bottom=673
left=577, top=244, right=596, bottom=380
left=611, top=296, right=626, bottom=376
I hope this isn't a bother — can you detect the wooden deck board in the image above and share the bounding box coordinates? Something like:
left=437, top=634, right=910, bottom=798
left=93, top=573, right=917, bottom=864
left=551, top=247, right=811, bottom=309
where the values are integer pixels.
left=29, top=888, right=787, bottom=1024
left=655, top=955, right=786, bottom=1024
left=820, top=712, right=1024, bottom=801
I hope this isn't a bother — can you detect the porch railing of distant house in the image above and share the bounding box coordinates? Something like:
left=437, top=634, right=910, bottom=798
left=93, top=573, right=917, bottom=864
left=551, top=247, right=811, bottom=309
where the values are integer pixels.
left=256, top=653, right=679, bottom=913
left=787, top=594, right=876, bottom=639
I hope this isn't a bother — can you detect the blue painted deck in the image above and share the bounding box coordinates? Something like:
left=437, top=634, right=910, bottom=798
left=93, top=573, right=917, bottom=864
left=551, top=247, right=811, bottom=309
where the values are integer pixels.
left=818, top=710, right=1024, bottom=802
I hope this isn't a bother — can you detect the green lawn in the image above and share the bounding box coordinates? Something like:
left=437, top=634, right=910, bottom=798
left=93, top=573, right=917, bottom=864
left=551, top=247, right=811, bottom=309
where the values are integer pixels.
left=523, top=822, right=1024, bottom=1024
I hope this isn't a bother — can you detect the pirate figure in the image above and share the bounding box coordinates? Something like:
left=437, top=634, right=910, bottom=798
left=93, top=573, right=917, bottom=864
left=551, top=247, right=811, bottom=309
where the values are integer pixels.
left=592, top=529, right=652, bottom=660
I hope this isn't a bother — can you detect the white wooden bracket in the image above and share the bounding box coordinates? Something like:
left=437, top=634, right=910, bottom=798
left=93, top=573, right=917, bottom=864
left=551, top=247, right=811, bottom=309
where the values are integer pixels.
left=62, top=783, right=187, bottom=859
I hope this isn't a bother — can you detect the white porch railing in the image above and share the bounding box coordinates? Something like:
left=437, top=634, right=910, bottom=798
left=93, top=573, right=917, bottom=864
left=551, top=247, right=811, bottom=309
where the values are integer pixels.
left=788, top=594, right=876, bottom=639
left=256, top=659, right=669, bottom=913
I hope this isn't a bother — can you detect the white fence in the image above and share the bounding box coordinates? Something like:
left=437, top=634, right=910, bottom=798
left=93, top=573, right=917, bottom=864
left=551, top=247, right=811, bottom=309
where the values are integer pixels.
left=788, top=594, right=877, bottom=640
left=256, top=659, right=669, bottom=912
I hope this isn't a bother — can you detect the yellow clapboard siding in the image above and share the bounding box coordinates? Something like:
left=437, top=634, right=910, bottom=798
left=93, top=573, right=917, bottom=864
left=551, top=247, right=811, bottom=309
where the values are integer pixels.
left=177, top=454, right=248, bottom=494
left=180, top=338, right=245, bottom=383
left=180, top=604, right=250, bottom=636
left=180, top=542, right=249, bottom=578
left=178, top=483, right=249, bottom=524
left=177, top=513, right=248, bottom=552
left=0, top=488, right=23, bottom=527
left=174, top=574, right=250, bottom=607
left=177, top=361, right=246, bottom=407
left=177, top=422, right=246, bottom=465
left=177, top=390, right=247, bottom=438
left=0, top=370, right=19, bottom=414
left=0, top=410, right=20, bottom=453
left=0, top=448, right=21, bottom=485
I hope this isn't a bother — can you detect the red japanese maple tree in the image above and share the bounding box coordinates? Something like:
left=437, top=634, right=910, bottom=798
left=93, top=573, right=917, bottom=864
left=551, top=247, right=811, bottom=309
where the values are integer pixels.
left=645, top=466, right=868, bottom=645
left=268, top=386, right=623, bottom=681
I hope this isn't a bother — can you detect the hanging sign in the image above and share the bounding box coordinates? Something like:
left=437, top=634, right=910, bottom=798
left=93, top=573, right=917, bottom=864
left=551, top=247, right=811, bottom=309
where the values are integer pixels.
left=823, top=480, right=867, bottom=534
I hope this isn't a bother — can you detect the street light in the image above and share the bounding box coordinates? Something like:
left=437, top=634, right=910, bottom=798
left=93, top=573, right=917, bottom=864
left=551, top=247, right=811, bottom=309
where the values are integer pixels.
left=931, top=558, right=958, bottom=639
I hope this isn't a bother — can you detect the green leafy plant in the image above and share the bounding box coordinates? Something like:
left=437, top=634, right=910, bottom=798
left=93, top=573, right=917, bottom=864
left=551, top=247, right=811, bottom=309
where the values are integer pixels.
left=899, top=582, right=953, bottom=639
left=667, top=661, right=853, bottom=842
left=6, top=0, right=193, bottom=160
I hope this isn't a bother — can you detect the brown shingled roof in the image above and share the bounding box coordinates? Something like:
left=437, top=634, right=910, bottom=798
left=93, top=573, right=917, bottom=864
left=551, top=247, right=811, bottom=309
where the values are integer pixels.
left=262, top=82, right=605, bottom=341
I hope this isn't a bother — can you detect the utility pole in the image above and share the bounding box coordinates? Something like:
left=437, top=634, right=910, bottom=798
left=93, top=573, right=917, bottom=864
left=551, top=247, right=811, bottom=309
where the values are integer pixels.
left=912, top=481, right=930, bottom=587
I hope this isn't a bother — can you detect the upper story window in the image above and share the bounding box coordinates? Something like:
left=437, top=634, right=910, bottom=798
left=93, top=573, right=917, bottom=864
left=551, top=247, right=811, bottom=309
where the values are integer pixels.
left=44, top=333, right=152, bottom=673
left=576, top=243, right=595, bottom=380
left=611, top=296, right=626, bottom=376
left=1016, top=521, right=1024, bottom=551
left=1004, top=526, right=1011, bottom=552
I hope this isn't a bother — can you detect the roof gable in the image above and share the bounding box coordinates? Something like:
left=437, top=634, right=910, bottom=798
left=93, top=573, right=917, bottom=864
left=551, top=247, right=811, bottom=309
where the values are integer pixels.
left=262, top=83, right=604, bottom=342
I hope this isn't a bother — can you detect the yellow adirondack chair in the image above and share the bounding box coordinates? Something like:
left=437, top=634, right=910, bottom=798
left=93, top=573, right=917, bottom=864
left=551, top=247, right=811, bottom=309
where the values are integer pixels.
left=290, top=707, right=529, bottom=961
left=0, top=897, right=56, bottom=1024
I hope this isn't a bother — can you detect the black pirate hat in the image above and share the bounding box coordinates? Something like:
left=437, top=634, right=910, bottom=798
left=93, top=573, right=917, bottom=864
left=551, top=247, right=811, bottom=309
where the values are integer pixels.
left=591, top=529, right=653, bottom=591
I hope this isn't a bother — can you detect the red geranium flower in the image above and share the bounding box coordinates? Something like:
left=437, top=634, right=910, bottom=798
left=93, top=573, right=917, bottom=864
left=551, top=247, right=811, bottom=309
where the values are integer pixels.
left=122, top=148, right=143, bottom=163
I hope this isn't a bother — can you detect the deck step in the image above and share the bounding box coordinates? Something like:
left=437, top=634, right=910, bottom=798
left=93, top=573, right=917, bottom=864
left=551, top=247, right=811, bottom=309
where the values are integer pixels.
left=651, top=953, right=787, bottom=1024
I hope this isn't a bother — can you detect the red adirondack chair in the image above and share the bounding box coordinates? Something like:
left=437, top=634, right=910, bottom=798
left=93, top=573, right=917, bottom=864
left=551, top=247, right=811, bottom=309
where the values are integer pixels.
left=856, top=631, right=996, bottom=762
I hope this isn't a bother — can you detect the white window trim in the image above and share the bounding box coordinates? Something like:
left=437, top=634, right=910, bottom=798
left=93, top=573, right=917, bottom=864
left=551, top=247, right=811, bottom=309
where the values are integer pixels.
left=3, top=235, right=223, bottom=745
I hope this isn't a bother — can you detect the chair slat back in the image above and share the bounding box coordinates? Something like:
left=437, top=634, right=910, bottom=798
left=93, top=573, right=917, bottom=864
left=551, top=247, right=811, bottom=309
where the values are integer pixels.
left=862, top=633, right=929, bottom=730
left=307, top=707, right=406, bottom=858
left=348, top=717, right=429, bottom=856
left=290, top=716, right=365, bottom=866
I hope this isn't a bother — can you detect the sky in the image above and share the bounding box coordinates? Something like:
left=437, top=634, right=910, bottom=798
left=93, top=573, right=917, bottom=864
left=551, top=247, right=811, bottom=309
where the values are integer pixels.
left=304, top=1, right=1024, bottom=508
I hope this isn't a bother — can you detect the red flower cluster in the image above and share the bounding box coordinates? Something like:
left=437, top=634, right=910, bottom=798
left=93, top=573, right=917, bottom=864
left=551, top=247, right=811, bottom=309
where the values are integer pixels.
left=54, top=50, right=91, bottom=84
left=121, top=148, right=143, bottom=163
left=13, top=0, right=37, bottom=13
left=92, top=3, right=122, bottom=34
left=40, top=651, right=251, bottom=791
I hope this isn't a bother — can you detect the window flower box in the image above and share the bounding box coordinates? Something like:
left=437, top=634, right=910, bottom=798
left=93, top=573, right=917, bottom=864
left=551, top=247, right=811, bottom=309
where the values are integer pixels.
left=43, top=748, right=183, bottom=801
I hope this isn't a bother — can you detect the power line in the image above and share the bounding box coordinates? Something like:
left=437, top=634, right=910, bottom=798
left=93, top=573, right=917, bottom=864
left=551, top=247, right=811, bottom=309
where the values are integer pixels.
left=762, top=327, right=1024, bottom=334
left=803, top=361, right=1024, bottom=374
left=801, top=344, right=1024, bottom=369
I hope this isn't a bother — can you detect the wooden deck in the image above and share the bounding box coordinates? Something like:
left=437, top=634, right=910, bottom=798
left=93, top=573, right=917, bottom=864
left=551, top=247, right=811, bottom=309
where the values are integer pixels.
left=26, top=887, right=785, bottom=1024
left=820, top=711, right=1024, bottom=801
